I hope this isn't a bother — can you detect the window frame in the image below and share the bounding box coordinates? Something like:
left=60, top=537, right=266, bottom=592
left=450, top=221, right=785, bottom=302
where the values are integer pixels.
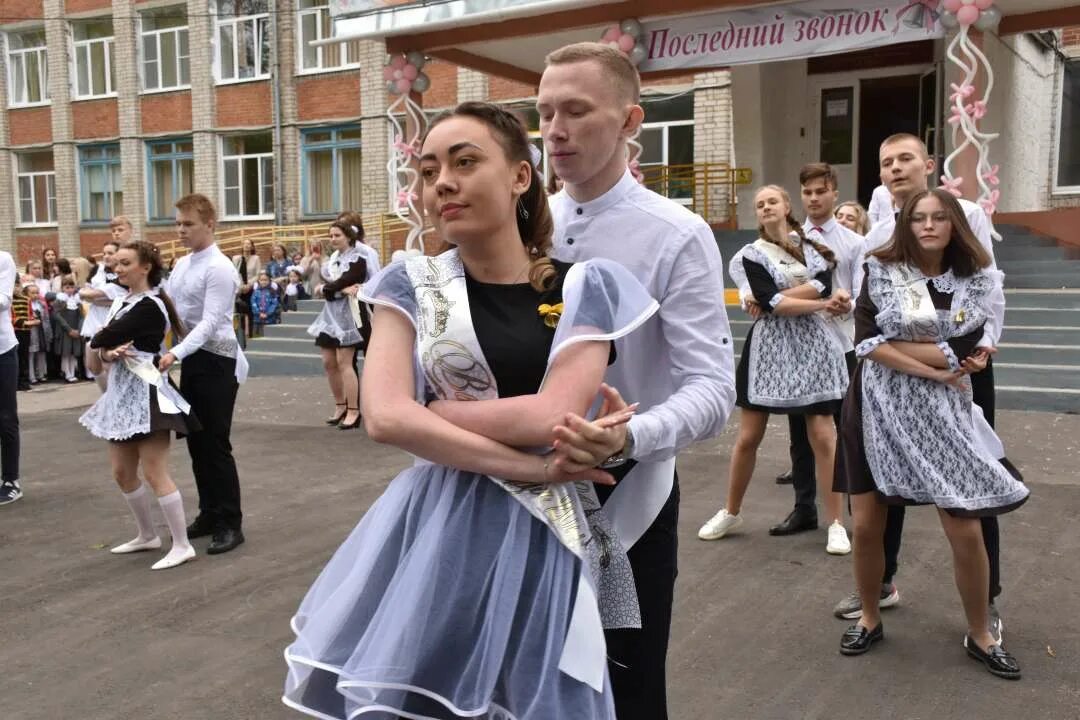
left=70, top=22, right=117, bottom=100
left=5, top=32, right=50, bottom=108
left=301, top=125, right=362, bottom=217
left=14, top=151, right=58, bottom=227
left=145, top=137, right=195, bottom=223
left=77, top=143, right=123, bottom=224
left=637, top=119, right=695, bottom=206
left=219, top=133, right=275, bottom=220
left=295, top=0, right=362, bottom=75
left=1053, top=55, right=1080, bottom=195
left=213, top=4, right=271, bottom=85
left=139, top=11, right=191, bottom=94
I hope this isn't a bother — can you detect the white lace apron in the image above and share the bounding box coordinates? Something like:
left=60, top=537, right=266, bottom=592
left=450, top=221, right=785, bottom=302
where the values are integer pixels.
left=742, top=239, right=848, bottom=407
left=403, top=250, right=652, bottom=693
left=306, top=246, right=365, bottom=344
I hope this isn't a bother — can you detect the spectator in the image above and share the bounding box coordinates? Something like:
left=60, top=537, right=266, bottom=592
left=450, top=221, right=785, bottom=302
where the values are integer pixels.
left=266, top=243, right=291, bottom=290
left=297, top=241, right=324, bottom=297
left=24, top=285, right=51, bottom=384
left=249, top=272, right=280, bottom=337
left=50, top=258, right=72, bottom=294
left=835, top=201, right=871, bottom=236
left=283, top=268, right=309, bottom=311
left=11, top=283, right=32, bottom=392
left=25, top=260, right=51, bottom=297
left=42, top=248, right=59, bottom=283
left=52, top=275, right=83, bottom=383
left=232, top=238, right=261, bottom=338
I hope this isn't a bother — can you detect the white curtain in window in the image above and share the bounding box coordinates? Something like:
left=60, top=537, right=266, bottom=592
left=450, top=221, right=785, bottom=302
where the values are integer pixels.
left=307, top=149, right=333, bottom=214
left=341, top=147, right=362, bottom=212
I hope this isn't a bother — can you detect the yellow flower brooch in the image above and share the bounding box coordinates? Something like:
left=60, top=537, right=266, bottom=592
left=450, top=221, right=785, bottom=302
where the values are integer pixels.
left=954, top=309, right=966, bottom=325
left=538, top=302, right=564, bottom=329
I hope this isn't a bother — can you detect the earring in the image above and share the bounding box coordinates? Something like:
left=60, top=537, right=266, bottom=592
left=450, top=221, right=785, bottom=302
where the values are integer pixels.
left=517, top=199, right=529, bottom=221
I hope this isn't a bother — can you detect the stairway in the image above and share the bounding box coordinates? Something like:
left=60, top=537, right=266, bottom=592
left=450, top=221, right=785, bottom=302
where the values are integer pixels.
left=715, top=224, right=1080, bottom=414
left=244, top=299, right=326, bottom=376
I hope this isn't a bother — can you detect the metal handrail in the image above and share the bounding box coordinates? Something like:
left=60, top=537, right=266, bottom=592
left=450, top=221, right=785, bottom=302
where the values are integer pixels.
left=639, top=162, right=750, bottom=227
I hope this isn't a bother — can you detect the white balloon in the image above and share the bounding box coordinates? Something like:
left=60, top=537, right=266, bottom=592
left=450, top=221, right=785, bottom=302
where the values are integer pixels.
left=939, top=10, right=959, bottom=29
left=406, top=51, right=427, bottom=70
left=629, top=44, right=647, bottom=66
left=411, top=72, right=430, bottom=94
left=387, top=80, right=401, bottom=95
left=391, top=250, right=407, bottom=262
left=406, top=248, right=423, bottom=257
left=620, top=18, right=643, bottom=39
left=974, top=6, right=1002, bottom=31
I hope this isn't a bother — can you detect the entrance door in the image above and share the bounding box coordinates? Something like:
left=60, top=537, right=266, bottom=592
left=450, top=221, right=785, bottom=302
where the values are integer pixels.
left=857, top=74, right=921, bottom=206
left=810, top=83, right=858, bottom=201
left=919, top=64, right=944, bottom=182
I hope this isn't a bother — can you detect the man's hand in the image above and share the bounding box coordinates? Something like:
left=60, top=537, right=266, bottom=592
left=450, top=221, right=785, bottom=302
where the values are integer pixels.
left=69, top=329, right=80, bottom=339
left=960, top=348, right=989, bottom=375
left=550, top=384, right=637, bottom=475
left=158, top=352, right=177, bottom=372
left=745, top=299, right=763, bottom=320
left=825, top=289, right=852, bottom=316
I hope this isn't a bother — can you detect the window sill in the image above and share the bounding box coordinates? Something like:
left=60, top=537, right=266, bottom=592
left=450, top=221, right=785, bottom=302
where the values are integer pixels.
left=71, top=93, right=118, bottom=102
left=221, top=215, right=274, bottom=222
left=8, top=101, right=51, bottom=110
left=295, top=64, right=363, bottom=78
left=215, top=76, right=271, bottom=87
left=146, top=219, right=179, bottom=226
left=141, top=85, right=193, bottom=96
left=1051, top=186, right=1080, bottom=196
left=15, top=223, right=59, bottom=229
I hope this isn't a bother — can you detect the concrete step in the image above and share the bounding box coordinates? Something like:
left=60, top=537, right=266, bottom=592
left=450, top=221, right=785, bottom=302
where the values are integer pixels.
left=998, top=260, right=1080, bottom=275
left=994, top=244, right=1078, bottom=262
left=994, top=232, right=1059, bottom=247
left=1005, top=307, right=1080, bottom=325
left=1004, top=273, right=1080, bottom=290
left=264, top=322, right=315, bottom=340
left=247, top=336, right=316, bottom=354
left=1000, top=327, right=1080, bottom=344
left=245, top=349, right=324, bottom=377
left=1004, top=291, right=1080, bottom=309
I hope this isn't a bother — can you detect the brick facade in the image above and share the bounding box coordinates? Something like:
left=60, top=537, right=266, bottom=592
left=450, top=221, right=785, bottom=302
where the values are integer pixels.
left=7, top=106, right=53, bottom=146
left=296, top=75, right=362, bottom=121
left=141, top=92, right=194, bottom=135
left=71, top=99, right=120, bottom=139
left=1063, top=26, right=1080, bottom=47
left=216, top=82, right=273, bottom=128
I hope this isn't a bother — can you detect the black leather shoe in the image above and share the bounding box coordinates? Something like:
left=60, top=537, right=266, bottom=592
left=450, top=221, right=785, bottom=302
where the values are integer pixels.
left=207, top=528, right=245, bottom=555
left=775, top=470, right=794, bottom=485
left=840, top=622, right=884, bottom=655
left=186, top=515, right=217, bottom=539
left=966, top=638, right=1021, bottom=680
left=769, top=506, right=819, bottom=536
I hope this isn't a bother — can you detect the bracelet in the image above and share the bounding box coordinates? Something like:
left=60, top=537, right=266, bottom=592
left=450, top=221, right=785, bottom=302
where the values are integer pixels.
left=599, top=452, right=627, bottom=469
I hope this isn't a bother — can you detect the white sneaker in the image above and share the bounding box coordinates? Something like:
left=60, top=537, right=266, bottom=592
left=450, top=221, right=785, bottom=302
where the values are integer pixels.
left=151, top=544, right=196, bottom=570
left=826, top=521, right=852, bottom=555
left=698, top=508, right=743, bottom=540
left=110, top=536, right=162, bottom=554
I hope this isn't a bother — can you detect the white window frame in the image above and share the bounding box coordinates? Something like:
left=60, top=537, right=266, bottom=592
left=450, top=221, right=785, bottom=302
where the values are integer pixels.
left=71, top=24, right=116, bottom=100
left=220, top=135, right=274, bottom=220
left=214, top=5, right=271, bottom=84
left=15, top=152, right=57, bottom=227
left=296, top=0, right=361, bottom=75
left=77, top=143, right=123, bottom=223
left=637, top=119, right=695, bottom=206
left=1053, top=56, right=1080, bottom=195
left=139, top=13, right=191, bottom=93
left=5, top=32, right=50, bottom=108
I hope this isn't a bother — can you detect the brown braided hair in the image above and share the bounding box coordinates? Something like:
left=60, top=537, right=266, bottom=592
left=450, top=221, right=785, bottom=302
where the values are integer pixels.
left=121, top=240, right=185, bottom=337
left=754, top=185, right=836, bottom=268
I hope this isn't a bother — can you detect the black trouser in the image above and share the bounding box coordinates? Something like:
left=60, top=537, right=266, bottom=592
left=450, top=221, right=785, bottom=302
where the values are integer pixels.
left=881, top=359, right=1001, bottom=601
left=596, top=464, right=679, bottom=720
left=788, top=351, right=854, bottom=512
left=180, top=350, right=242, bottom=531
left=15, top=331, right=30, bottom=389
left=0, top=347, right=20, bottom=482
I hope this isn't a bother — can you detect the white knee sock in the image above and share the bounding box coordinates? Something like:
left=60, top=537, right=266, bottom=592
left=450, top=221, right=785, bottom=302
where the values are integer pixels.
left=157, top=490, right=192, bottom=551
left=121, top=484, right=157, bottom=542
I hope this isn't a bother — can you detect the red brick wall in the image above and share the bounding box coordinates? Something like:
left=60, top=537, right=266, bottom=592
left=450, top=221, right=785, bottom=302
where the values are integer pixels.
left=297, top=74, right=362, bottom=121
left=488, top=76, right=536, bottom=102
left=216, top=82, right=272, bottom=127
left=7, top=106, right=53, bottom=146
left=644, top=74, right=698, bottom=88
left=65, top=0, right=112, bottom=12
left=71, top=98, right=119, bottom=139
left=4, top=0, right=42, bottom=22
left=15, top=234, right=59, bottom=266
left=1064, top=27, right=1080, bottom=47
left=141, top=92, right=193, bottom=134
left=422, top=60, right=459, bottom=109
left=79, top=232, right=113, bottom=258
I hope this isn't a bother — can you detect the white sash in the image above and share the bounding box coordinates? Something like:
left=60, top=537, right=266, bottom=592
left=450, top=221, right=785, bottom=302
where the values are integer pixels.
left=324, top=247, right=365, bottom=331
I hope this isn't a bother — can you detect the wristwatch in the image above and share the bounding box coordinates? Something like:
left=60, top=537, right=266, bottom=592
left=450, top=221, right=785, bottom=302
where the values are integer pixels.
left=599, top=426, right=635, bottom=469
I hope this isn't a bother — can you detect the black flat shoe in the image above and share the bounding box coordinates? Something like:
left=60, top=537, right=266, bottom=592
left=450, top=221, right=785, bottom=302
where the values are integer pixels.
left=840, top=622, right=884, bottom=655
left=769, top=506, right=819, bottom=536
left=326, top=404, right=348, bottom=425
left=186, top=515, right=217, bottom=539
left=965, top=638, right=1021, bottom=680
left=775, top=470, right=794, bottom=485
left=207, top=528, right=245, bottom=555
left=338, top=408, right=362, bottom=430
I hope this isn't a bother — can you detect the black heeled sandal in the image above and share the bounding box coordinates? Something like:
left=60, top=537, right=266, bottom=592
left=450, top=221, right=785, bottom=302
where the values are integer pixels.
left=326, top=403, right=348, bottom=425
left=338, top=407, right=362, bottom=430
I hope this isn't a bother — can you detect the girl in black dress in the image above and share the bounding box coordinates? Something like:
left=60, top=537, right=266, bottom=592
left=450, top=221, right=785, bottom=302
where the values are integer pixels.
left=79, top=241, right=199, bottom=571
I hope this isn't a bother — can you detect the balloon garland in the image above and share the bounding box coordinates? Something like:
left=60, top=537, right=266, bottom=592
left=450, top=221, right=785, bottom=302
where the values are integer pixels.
left=938, top=0, right=1002, bottom=233
left=600, top=19, right=647, bottom=183
left=384, top=51, right=431, bottom=254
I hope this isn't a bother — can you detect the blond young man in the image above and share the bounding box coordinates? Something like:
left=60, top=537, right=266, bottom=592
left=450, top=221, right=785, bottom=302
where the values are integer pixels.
left=538, top=43, right=736, bottom=720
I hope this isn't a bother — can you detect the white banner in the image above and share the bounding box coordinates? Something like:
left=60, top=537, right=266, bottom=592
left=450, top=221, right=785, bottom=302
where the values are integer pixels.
left=639, top=0, right=944, bottom=73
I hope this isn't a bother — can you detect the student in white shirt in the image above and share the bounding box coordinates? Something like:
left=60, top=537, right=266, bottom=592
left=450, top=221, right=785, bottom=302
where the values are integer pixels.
left=867, top=183, right=894, bottom=226
left=160, top=193, right=248, bottom=556
left=0, top=250, right=22, bottom=506
left=81, top=232, right=128, bottom=389
left=831, top=133, right=1008, bottom=645
left=835, top=201, right=871, bottom=236
left=537, top=42, right=736, bottom=720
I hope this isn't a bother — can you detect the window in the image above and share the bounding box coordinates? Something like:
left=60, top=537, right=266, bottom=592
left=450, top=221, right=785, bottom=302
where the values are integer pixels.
left=147, top=139, right=194, bottom=221
left=297, top=0, right=362, bottom=72
left=6, top=31, right=49, bottom=106
left=222, top=133, right=274, bottom=218
left=79, top=144, right=122, bottom=222
left=215, top=0, right=270, bottom=82
left=16, top=152, right=57, bottom=226
left=72, top=20, right=116, bottom=99
left=302, top=126, right=362, bottom=215
left=634, top=94, right=694, bottom=203
left=1056, top=58, right=1080, bottom=191
left=141, top=7, right=190, bottom=91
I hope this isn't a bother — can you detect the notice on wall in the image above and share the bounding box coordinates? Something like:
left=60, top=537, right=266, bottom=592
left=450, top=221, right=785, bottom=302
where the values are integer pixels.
left=826, top=99, right=849, bottom=118
left=639, top=0, right=943, bottom=73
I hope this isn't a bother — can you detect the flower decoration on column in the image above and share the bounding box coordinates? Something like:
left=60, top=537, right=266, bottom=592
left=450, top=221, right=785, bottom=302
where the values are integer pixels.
left=937, top=0, right=1003, bottom=231
left=384, top=50, right=432, bottom=254
left=600, top=19, right=647, bottom=184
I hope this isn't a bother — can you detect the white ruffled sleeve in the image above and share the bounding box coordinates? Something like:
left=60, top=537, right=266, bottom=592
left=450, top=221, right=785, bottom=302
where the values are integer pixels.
left=358, top=261, right=417, bottom=329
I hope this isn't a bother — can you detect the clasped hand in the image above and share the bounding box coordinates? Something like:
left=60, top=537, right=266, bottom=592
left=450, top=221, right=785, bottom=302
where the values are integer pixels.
left=543, top=384, right=637, bottom=486
left=935, top=347, right=993, bottom=386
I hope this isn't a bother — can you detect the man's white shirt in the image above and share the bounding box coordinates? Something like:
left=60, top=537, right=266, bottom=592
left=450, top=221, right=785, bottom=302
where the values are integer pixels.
left=165, top=244, right=242, bottom=361
left=0, top=252, right=16, bottom=354
left=868, top=184, right=894, bottom=226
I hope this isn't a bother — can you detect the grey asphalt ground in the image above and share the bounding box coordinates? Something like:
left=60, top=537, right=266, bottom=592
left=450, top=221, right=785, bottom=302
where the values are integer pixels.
left=2, top=378, right=1078, bottom=720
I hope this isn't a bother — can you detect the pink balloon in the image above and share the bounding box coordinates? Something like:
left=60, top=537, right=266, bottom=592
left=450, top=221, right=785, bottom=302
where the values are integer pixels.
left=974, top=0, right=993, bottom=8
left=402, top=64, right=418, bottom=81
left=382, top=66, right=395, bottom=81
left=602, top=26, right=621, bottom=42
left=617, top=33, right=635, bottom=52
left=943, top=0, right=962, bottom=12
left=393, top=69, right=403, bottom=80
left=390, top=55, right=407, bottom=69
left=957, top=4, right=979, bottom=25
left=396, top=78, right=412, bottom=94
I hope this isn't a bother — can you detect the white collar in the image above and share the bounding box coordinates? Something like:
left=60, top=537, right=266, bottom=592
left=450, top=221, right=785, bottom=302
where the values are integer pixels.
left=804, top=217, right=837, bottom=234
left=562, top=169, right=638, bottom=217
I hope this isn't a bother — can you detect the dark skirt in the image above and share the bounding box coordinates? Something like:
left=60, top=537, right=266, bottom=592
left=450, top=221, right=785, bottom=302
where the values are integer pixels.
left=315, top=332, right=363, bottom=350
left=734, top=324, right=843, bottom=416
left=111, top=384, right=201, bottom=444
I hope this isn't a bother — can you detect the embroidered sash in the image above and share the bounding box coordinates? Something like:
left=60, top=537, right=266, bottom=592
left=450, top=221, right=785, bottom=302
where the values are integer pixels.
left=104, top=293, right=191, bottom=415
left=324, top=247, right=364, bottom=329
left=887, top=264, right=940, bottom=342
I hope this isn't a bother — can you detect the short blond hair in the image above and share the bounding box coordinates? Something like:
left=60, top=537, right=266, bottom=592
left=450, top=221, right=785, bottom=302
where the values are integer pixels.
left=109, top=215, right=133, bottom=230
left=880, top=133, right=929, bottom=158
left=175, top=193, right=218, bottom=224
left=545, top=42, right=641, bottom=104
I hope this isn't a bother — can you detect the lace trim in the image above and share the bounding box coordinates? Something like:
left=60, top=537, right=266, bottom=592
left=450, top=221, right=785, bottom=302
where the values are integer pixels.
left=929, top=270, right=959, bottom=294
left=856, top=335, right=887, bottom=358
left=769, top=293, right=784, bottom=309
left=937, top=341, right=961, bottom=371
left=809, top=279, right=826, bottom=296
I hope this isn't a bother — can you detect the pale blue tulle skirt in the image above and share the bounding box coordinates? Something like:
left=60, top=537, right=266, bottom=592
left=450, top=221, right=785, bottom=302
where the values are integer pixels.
left=283, top=465, right=615, bottom=720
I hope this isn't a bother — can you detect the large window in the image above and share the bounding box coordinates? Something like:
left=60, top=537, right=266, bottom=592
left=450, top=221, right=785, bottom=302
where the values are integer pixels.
left=16, top=152, right=57, bottom=226
left=72, top=20, right=116, bottom=99
left=1057, top=58, right=1080, bottom=191
left=79, top=144, right=123, bottom=222
left=302, top=126, right=362, bottom=215
left=297, top=0, right=362, bottom=73
left=141, top=7, right=190, bottom=92
left=147, top=138, right=194, bottom=221
left=222, top=133, right=274, bottom=218
left=215, top=0, right=270, bottom=82
left=6, top=31, right=49, bottom=107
